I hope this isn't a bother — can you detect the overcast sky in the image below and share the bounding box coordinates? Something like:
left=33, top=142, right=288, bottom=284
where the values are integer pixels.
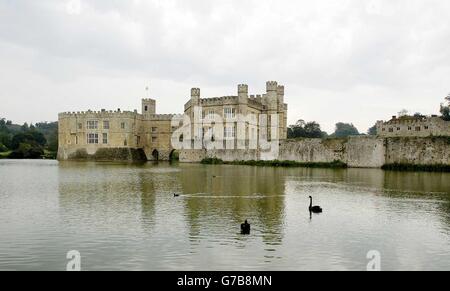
left=1, top=0, right=449, bottom=133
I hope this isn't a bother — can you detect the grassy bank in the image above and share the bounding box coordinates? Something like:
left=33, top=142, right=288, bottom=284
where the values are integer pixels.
left=201, top=158, right=348, bottom=169
left=382, top=163, right=450, bottom=172
left=0, top=150, right=57, bottom=160
left=0, top=151, right=12, bottom=159
left=43, top=150, right=57, bottom=160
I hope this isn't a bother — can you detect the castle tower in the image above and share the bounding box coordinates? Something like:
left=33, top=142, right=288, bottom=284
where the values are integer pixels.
left=277, top=85, right=286, bottom=140
left=277, top=85, right=284, bottom=109
left=238, top=84, right=248, bottom=105
left=237, top=84, right=249, bottom=149
left=142, top=98, right=156, bottom=115
left=265, top=81, right=278, bottom=111
left=191, top=88, right=201, bottom=106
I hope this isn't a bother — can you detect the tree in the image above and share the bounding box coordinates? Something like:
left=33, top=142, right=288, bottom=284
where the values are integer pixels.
left=287, top=120, right=306, bottom=139
left=11, top=131, right=46, bottom=150
left=441, top=104, right=450, bottom=121
left=304, top=122, right=325, bottom=138
left=9, top=143, right=44, bottom=159
left=288, top=120, right=326, bottom=138
left=0, top=119, right=57, bottom=158
left=0, top=142, right=7, bottom=152
left=0, top=133, right=12, bottom=149
left=368, top=124, right=377, bottom=136
left=441, top=93, right=450, bottom=121
left=0, top=118, right=12, bottom=149
left=333, top=122, right=360, bottom=137
left=398, top=109, right=409, bottom=117
left=35, top=122, right=58, bottom=151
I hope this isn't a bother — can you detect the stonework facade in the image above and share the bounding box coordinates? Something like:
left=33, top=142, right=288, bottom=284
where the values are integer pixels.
left=58, top=81, right=288, bottom=161
left=183, top=81, right=288, bottom=150
left=376, top=115, right=450, bottom=137
left=58, top=105, right=179, bottom=161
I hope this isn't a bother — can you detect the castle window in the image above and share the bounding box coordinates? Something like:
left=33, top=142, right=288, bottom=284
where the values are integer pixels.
left=152, top=136, right=157, bottom=143
left=152, top=127, right=157, bottom=133
left=103, top=121, right=110, bottom=130
left=415, top=127, right=421, bottom=131
left=424, top=126, right=429, bottom=130
left=102, top=133, right=108, bottom=144
left=224, top=108, right=236, bottom=119
left=197, top=128, right=202, bottom=138
left=382, top=128, right=385, bottom=132
left=121, top=122, right=126, bottom=129
left=408, top=127, right=412, bottom=131
left=87, top=121, right=98, bottom=130
left=207, top=110, right=215, bottom=120
left=397, top=127, right=401, bottom=131
left=87, top=133, right=99, bottom=144
left=224, top=126, right=236, bottom=138
left=76, top=136, right=78, bottom=144
left=144, top=106, right=148, bottom=112
left=389, top=128, right=394, bottom=132
left=78, top=123, right=82, bottom=130
left=136, top=136, right=141, bottom=145
left=124, top=139, right=127, bottom=146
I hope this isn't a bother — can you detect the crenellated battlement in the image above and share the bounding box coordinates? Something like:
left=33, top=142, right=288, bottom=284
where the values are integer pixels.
left=266, top=81, right=278, bottom=92
left=58, top=110, right=141, bottom=119
left=238, top=84, right=248, bottom=94
left=191, top=88, right=201, bottom=97
left=147, top=114, right=179, bottom=121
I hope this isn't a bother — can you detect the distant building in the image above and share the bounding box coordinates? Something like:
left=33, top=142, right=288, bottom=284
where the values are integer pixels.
left=58, top=81, right=288, bottom=161
left=376, top=115, right=450, bottom=137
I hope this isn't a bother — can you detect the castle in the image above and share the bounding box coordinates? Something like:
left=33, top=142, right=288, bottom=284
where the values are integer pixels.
left=58, top=81, right=288, bottom=161
left=376, top=115, right=450, bottom=137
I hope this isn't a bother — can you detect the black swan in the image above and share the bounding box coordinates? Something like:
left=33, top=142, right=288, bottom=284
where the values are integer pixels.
left=241, top=220, right=251, bottom=235
left=309, top=196, right=323, bottom=213
left=174, top=193, right=180, bottom=197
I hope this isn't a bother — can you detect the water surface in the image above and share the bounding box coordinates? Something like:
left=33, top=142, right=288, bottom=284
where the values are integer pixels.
left=0, top=160, right=449, bottom=270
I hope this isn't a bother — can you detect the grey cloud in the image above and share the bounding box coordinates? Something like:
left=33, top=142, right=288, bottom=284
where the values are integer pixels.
left=0, top=0, right=449, bottom=132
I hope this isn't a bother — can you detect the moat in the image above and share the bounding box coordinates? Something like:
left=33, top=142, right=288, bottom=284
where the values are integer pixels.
left=0, top=160, right=449, bottom=271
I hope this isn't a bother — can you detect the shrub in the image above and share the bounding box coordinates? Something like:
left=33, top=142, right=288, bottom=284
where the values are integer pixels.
left=0, top=142, right=8, bottom=152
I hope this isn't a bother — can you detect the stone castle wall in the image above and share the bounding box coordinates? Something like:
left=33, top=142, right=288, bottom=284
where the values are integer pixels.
left=180, top=136, right=450, bottom=168
left=385, top=137, right=450, bottom=165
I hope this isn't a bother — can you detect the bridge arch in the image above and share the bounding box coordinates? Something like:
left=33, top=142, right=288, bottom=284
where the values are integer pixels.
left=151, top=149, right=159, bottom=161
left=169, top=149, right=179, bottom=161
